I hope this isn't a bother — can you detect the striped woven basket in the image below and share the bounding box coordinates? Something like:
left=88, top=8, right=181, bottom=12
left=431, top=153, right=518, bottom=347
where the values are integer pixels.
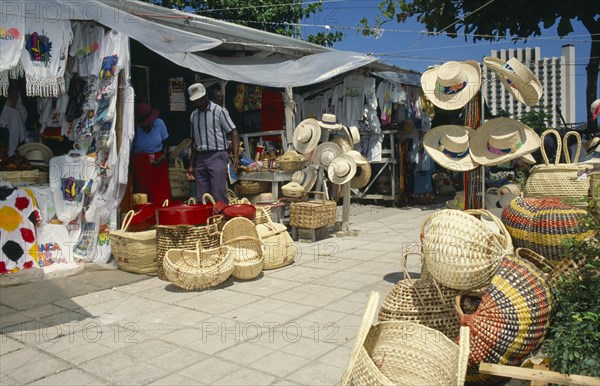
left=456, top=254, right=552, bottom=382
left=501, top=197, right=594, bottom=262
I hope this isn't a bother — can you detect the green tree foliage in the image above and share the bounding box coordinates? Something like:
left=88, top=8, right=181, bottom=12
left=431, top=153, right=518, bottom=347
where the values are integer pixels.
left=519, top=105, right=554, bottom=134
left=360, top=0, right=600, bottom=132
left=142, top=0, right=343, bottom=47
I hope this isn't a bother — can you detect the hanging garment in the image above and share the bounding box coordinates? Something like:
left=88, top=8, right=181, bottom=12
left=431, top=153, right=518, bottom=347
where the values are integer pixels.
left=36, top=223, right=72, bottom=266
left=376, top=81, right=393, bottom=125
left=0, top=14, right=25, bottom=95
left=73, top=205, right=111, bottom=263
left=342, top=74, right=367, bottom=127
left=0, top=187, right=40, bottom=274
left=320, top=89, right=334, bottom=116
left=38, top=95, right=69, bottom=135
left=363, top=77, right=381, bottom=134
left=0, top=105, right=26, bottom=157
left=96, top=30, right=128, bottom=99
left=20, top=19, right=72, bottom=97
left=302, top=96, right=323, bottom=120
left=69, top=21, right=104, bottom=77
left=261, top=89, right=284, bottom=141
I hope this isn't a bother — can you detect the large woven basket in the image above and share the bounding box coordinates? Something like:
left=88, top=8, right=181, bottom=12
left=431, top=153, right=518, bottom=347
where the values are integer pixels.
left=238, top=180, right=270, bottom=195
left=378, top=252, right=461, bottom=339
left=234, top=197, right=271, bottom=226
left=156, top=215, right=222, bottom=281
left=163, top=242, right=234, bottom=290
left=110, top=210, right=157, bottom=275
left=501, top=196, right=594, bottom=261
left=456, top=254, right=552, bottom=378
left=421, top=209, right=512, bottom=291
left=277, top=150, right=304, bottom=172
left=524, top=130, right=592, bottom=207
left=221, top=217, right=264, bottom=280
left=342, top=292, right=470, bottom=386
left=169, top=158, right=191, bottom=199
left=289, top=193, right=337, bottom=229
left=256, top=207, right=296, bottom=270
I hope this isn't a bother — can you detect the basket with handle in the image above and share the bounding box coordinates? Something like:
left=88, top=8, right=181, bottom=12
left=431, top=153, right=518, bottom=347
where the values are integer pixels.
left=342, top=291, right=470, bottom=386
left=238, top=180, right=270, bottom=195
left=169, top=158, right=191, bottom=199
left=378, top=252, right=461, bottom=339
left=109, top=210, right=157, bottom=275
left=163, top=241, right=234, bottom=290
left=524, top=129, right=593, bottom=207
left=276, top=150, right=304, bottom=172
left=220, top=217, right=264, bottom=280
left=235, top=197, right=272, bottom=225
left=255, top=207, right=296, bottom=270
left=156, top=214, right=222, bottom=281
left=289, top=191, right=337, bottom=229
left=421, top=209, right=512, bottom=291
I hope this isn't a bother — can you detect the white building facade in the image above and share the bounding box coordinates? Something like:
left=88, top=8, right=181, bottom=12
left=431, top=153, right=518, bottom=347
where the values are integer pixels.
left=484, top=45, right=576, bottom=128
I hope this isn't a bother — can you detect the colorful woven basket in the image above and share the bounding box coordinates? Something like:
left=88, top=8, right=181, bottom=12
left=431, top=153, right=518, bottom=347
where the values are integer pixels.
left=455, top=254, right=552, bottom=378
left=501, top=197, right=594, bottom=261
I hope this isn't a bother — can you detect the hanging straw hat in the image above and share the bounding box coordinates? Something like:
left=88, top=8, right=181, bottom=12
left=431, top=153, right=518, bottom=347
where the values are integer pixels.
left=484, top=57, right=542, bottom=107
left=470, top=117, right=540, bottom=166
left=591, top=99, right=600, bottom=120
left=293, top=118, right=321, bottom=154
left=584, top=136, right=599, bottom=155
left=342, top=126, right=360, bottom=146
left=313, top=142, right=343, bottom=168
left=318, top=113, right=342, bottom=130
left=423, top=125, right=477, bottom=171
left=292, top=166, right=318, bottom=191
left=347, top=151, right=371, bottom=189
left=330, top=135, right=353, bottom=153
left=328, top=154, right=357, bottom=185
left=16, top=143, right=53, bottom=166
left=421, top=61, right=482, bottom=111
left=169, top=138, right=193, bottom=160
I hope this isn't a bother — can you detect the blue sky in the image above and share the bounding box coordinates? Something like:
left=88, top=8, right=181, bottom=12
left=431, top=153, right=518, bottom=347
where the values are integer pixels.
left=299, top=0, right=598, bottom=124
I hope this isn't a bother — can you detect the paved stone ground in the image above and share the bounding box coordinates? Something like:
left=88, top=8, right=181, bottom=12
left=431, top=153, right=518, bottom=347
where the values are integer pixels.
left=0, top=203, right=455, bottom=385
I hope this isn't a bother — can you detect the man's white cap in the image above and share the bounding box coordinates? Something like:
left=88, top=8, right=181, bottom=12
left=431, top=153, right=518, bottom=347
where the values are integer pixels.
left=188, top=83, right=207, bottom=101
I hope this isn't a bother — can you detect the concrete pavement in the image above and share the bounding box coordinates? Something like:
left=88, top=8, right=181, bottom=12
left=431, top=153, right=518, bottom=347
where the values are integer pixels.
left=0, top=203, right=444, bottom=385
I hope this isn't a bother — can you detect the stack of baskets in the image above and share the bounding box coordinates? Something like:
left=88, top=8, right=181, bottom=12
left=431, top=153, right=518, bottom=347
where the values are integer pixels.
left=220, top=217, right=264, bottom=280
left=289, top=194, right=337, bottom=229
left=110, top=210, right=157, bottom=275
left=169, top=158, right=191, bottom=199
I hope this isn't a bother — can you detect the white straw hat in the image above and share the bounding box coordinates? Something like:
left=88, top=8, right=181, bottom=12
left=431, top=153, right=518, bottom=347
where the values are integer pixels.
left=330, top=136, right=353, bottom=153
left=292, top=167, right=318, bottom=191
left=346, top=151, right=371, bottom=189
left=470, top=117, right=541, bottom=166
left=423, top=125, right=477, bottom=171
left=293, top=118, right=321, bottom=154
left=342, top=126, right=360, bottom=146
left=421, top=61, right=482, bottom=111
left=16, top=143, right=53, bottom=166
left=318, top=114, right=342, bottom=130
left=328, top=154, right=357, bottom=185
left=484, top=57, right=542, bottom=107
left=313, top=142, right=343, bottom=168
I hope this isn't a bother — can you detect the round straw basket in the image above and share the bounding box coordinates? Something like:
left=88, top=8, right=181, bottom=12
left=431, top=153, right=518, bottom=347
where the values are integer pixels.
left=501, top=197, right=594, bottom=261
left=277, top=151, right=304, bottom=172
left=156, top=215, right=222, bottom=281
left=221, top=217, right=264, bottom=280
left=342, top=292, right=470, bottom=386
left=456, top=254, right=552, bottom=377
left=256, top=207, right=296, bottom=270
left=234, top=198, right=272, bottom=226
left=378, top=252, right=460, bottom=339
left=238, top=180, right=270, bottom=195
left=110, top=210, right=157, bottom=275
left=421, top=209, right=512, bottom=291
left=163, top=242, right=234, bottom=290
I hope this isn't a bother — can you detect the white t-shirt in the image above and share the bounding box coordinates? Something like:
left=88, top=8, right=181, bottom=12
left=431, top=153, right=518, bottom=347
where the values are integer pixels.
left=69, top=21, right=105, bottom=77
left=342, top=74, right=366, bottom=127
left=0, top=13, right=25, bottom=72
left=95, top=30, right=129, bottom=99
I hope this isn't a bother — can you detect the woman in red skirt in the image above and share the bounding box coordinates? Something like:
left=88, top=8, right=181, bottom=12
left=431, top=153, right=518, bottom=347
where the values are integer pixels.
left=131, top=103, right=171, bottom=203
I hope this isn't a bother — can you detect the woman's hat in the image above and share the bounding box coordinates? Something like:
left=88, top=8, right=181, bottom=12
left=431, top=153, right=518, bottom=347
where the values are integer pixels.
left=470, top=117, right=540, bottom=166
left=484, top=57, right=542, bottom=107
left=591, top=99, right=600, bottom=120
left=328, top=154, right=357, bottom=185
left=16, top=143, right=53, bottom=166
left=346, top=151, right=371, bottom=189
left=293, top=118, right=321, bottom=154
left=169, top=138, right=193, bottom=160
left=135, top=103, right=160, bottom=126
left=318, top=114, right=342, bottom=130
left=421, top=61, right=482, bottom=111
left=423, top=125, right=477, bottom=171
left=292, top=166, right=318, bottom=191
left=312, top=142, right=343, bottom=168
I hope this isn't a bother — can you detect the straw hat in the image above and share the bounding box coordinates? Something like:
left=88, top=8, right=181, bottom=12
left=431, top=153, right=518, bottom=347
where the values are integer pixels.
left=484, top=57, right=542, bottom=107
left=16, top=143, right=53, bottom=166
left=281, top=182, right=304, bottom=198
left=591, top=99, right=600, bottom=120
left=470, top=117, right=540, bottom=166
left=292, top=167, right=318, bottom=191
left=169, top=138, right=193, bottom=160
left=421, top=61, right=481, bottom=111
left=347, top=151, right=371, bottom=189
left=423, top=125, right=477, bottom=171
left=585, top=136, right=599, bottom=155
left=313, top=142, right=343, bottom=168
left=330, top=136, right=353, bottom=153
left=318, top=113, right=342, bottom=130
left=293, top=118, right=321, bottom=154
left=328, top=154, right=357, bottom=185
left=342, top=126, right=360, bottom=146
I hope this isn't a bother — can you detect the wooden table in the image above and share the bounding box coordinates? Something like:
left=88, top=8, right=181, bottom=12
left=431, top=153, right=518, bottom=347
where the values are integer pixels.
left=237, top=170, right=295, bottom=201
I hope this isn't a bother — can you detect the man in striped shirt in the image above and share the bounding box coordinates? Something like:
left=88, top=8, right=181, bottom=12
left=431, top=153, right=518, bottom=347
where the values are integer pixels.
left=186, top=83, right=240, bottom=203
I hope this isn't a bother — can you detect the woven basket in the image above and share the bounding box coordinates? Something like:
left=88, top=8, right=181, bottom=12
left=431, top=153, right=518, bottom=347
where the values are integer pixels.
left=221, top=217, right=264, bottom=280
left=456, top=254, right=552, bottom=377
left=378, top=252, right=461, bottom=339
left=234, top=197, right=271, bottom=226
left=421, top=209, right=512, bottom=291
left=256, top=207, right=296, bottom=270
left=289, top=193, right=337, bottom=229
left=515, top=247, right=558, bottom=276
left=156, top=215, right=222, bottom=281
left=547, top=239, right=600, bottom=287
left=238, top=180, right=270, bottom=195
left=277, top=150, right=304, bottom=172
left=501, top=196, right=594, bottom=261
left=163, top=242, right=234, bottom=290
left=109, top=210, right=157, bottom=275
left=342, top=292, right=470, bottom=386
left=169, top=158, right=191, bottom=199
left=524, top=130, right=592, bottom=207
